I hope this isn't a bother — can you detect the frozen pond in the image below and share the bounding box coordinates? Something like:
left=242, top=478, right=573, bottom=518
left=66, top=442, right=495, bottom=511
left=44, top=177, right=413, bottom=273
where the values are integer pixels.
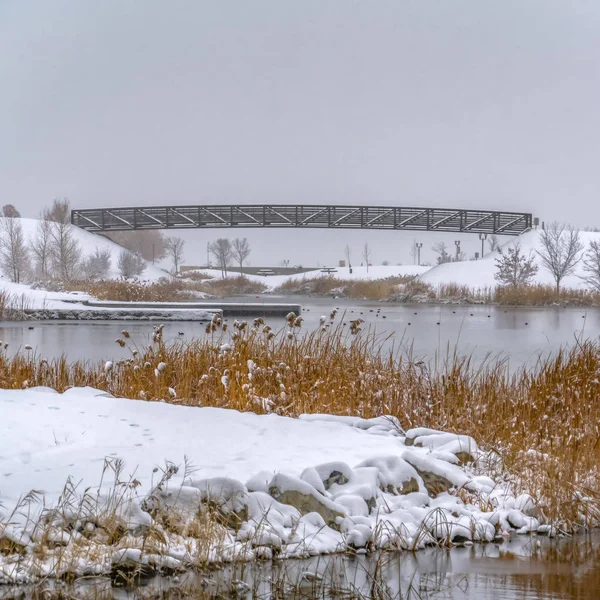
left=1, top=296, right=600, bottom=367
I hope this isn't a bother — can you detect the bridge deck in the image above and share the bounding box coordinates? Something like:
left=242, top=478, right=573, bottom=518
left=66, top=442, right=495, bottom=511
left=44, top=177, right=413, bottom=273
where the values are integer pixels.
left=72, top=204, right=532, bottom=235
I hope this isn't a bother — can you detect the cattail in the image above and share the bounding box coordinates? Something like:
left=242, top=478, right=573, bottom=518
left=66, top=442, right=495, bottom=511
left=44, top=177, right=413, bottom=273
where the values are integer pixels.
left=221, top=370, right=230, bottom=389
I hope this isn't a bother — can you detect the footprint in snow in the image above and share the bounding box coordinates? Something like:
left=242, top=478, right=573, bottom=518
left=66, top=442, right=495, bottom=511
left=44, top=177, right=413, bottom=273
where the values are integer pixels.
left=129, top=423, right=139, bottom=428
left=48, top=406, right=60, bottom=410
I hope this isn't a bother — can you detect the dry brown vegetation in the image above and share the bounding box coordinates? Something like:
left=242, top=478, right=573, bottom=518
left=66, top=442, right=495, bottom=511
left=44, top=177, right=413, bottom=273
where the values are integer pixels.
left=2, top=316, right=600, bottom=528
left=0, top=289, right=32, bottom=319
left=56, top=276, right=267, bottom=302
left=275, top=275, right=600, bottom=307
left=275, top=275, right=415, bottom=300
left=494, top=284, right=600, bottom=306
left=197, top=275, right=267, bottom=297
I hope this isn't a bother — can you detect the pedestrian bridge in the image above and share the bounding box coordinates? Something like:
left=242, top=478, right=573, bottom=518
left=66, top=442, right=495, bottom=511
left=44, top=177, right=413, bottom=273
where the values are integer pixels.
left=72, top=204, right=532, bottom=236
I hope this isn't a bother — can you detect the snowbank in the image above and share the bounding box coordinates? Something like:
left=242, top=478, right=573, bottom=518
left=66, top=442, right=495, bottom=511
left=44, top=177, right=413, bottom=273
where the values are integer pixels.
left=0, top=387, right=548, bottom=583
left=420, top=229, right=600, bottom=290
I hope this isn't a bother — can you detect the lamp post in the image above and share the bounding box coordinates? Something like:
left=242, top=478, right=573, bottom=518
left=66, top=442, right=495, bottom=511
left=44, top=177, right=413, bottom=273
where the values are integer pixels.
left=454, top=240, right=461, bottom=261
left=478, top=233, right=488, bottom=259
left=415, top=242, right=423, bottom=266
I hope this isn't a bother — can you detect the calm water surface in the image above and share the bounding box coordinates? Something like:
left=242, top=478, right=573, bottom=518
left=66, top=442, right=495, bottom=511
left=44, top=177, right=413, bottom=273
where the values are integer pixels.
left=2, top=300, right=600, bottom=598
left=5, top=534, right=600, bottom=599
left=1, top=296, right=599, bottom=368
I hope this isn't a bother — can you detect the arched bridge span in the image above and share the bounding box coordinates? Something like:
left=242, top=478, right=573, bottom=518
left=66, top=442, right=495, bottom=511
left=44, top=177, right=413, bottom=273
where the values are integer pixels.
left=72, top=204, right=532, bottom=236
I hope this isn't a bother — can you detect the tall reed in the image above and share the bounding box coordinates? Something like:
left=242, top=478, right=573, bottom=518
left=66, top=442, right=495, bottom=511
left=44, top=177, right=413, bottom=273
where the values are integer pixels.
left=1, top=317, right=599, bottom=526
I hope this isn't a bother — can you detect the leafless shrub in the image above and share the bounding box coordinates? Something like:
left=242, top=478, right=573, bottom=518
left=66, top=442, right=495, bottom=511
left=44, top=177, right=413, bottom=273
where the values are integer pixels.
left=117, top=249, right=145, bottom=278
left=537, top=223, right=583, bottom=293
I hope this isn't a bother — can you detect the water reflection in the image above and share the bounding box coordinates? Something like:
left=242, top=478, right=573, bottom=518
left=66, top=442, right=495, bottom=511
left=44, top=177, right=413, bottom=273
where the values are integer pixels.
left=4, top=534, right=600, bottom=599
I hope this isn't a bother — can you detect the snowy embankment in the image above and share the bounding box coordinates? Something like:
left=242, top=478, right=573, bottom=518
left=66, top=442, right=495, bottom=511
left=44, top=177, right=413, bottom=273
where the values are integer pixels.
left=189, top=265, right=432, bottom=291
left=420, top=229, right=600, bottom=290
left=1, top=387, right=545, bottom=584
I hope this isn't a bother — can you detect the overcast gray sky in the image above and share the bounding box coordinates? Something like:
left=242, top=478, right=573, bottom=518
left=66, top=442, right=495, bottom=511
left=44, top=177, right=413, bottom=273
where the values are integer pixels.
left=1, top=1, right=599, bottom=265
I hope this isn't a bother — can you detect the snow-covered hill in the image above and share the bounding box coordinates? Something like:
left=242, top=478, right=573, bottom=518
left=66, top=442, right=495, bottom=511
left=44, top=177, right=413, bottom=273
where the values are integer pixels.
left=420, top=229, right=600, bottom=290
left=0, top=218, right=170, bottom=309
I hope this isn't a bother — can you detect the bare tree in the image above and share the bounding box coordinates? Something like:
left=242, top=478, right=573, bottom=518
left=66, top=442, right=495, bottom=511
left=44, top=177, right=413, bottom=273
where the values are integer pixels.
left=361, top=242, right=372, bottom=273
left=46, top=198, right=71, bottom=223
left=231, top=237, right=251, bottom=274
left=165, top=236, right=185, bottom=274
left=494, top=243, right=538, bottom=287
left=85, top=247, right=112, bottom=279
left=210, top=238, right=232, bottom=277
left=537, top=223, right=584, bottom=294
left=30, top=215, right=53, bottom=278
left=0, top=217, right=30, bottom=282
left=117, top=249, right=145, bottom=278
left=432, top=241, right=451, bottom=264
left=488, top=234, right=501, bottom=253
left=106, top=230, right=167, bottom=262
left=582, top=239, right=600, bottom=291
left=49, top=219, right=82, bottom=280
left=2, top=204, right=21, bottom=218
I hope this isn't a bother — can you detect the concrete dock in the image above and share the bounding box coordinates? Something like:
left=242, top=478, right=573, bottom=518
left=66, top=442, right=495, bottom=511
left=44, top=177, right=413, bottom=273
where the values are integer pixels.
left=79, top=300, right=302, bottom=318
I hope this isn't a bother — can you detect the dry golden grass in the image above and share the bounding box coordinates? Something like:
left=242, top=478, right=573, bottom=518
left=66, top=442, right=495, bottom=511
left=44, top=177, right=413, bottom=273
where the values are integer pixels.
left=0, top=289, right=32, bottom=319
left=275, top=275, right=415, bottom=300
left=276, top=274, right=600, bottom=307
left=200, top=275, right=267, bottom=297
left=2, top=317, right=600, bottom=528
left=59, top=278, right=201, bottom=302
left=58, top=276, right=267, bottom=302
left=495, top=284, right=600, bottom=306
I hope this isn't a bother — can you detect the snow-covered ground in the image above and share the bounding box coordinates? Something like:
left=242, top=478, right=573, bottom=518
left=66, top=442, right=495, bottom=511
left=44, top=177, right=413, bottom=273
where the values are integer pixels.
left=0, top=387, right=546, bottom=583
left=0, top=218, right=169, bottom=311
left=421, top=229, right=600, bottom=290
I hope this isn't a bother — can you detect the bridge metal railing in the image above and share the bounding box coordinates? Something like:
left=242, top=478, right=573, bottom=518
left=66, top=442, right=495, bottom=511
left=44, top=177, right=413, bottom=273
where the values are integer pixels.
left=72, top=204, right=532, bottom=236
